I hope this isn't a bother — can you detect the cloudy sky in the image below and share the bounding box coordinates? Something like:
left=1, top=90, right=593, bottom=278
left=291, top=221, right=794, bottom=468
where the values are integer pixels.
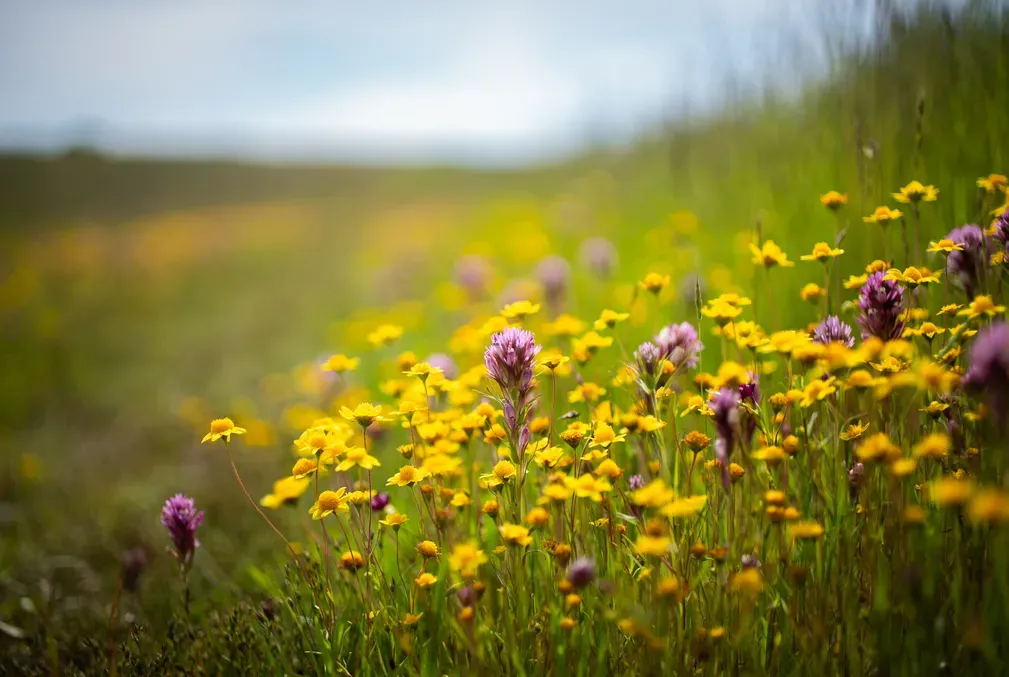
left=0, top=1, right=864, bottom=164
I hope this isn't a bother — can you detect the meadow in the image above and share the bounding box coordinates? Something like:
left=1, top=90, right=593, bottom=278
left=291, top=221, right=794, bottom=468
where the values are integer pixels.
left=2, top=5, right=1009, bottom=675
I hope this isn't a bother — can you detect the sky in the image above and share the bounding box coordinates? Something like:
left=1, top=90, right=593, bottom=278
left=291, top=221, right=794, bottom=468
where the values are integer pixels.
left=0, top=1, right=863, bottom=165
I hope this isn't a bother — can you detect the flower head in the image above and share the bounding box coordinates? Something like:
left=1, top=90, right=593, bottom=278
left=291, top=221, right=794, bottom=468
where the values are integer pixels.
left=945, top=224, right=994, bottom=296
left=566, top=557, right=596, bottom=588
left=484, top=328, right=541, bottom=394
left=820, top=191, right=848, bottom=210
left=966, top=322, right=1009, bottom=420
left=161, top=494, right=203, bottom=566
left=749, top=240, right=795, bottom=268
left=655, top=322, right=704, bottom=370
left=892, top=180, right=939, bottom=203
left=310, top=488, right=350, bottom=519
left=812, top=316, right=855, bottom=347
left=800, top=242, right=844, bottom=262
left=579, top=237, right=618, bottom=279
left=201, top=417, right=246, bottom=444
left=863, top=206, right=903, bottom=225
left=858, top=272, right=906, bottom=341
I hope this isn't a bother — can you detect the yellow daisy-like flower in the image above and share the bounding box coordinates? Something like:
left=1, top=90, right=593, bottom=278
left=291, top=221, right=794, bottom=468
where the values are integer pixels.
left=752, top=446, right=787, bottom=465
left=927, top=239, right=964, bottom=254
left=415, top=572, right=438, bottom=589
left=863, top=206, right=903, bottom=225
left=661, top=495, right=708, bottom=518
left=681, top=394, right=714, bottom=417
left=958, top=295, right=1006, bottom=320
left=930, top=477, right=975, bottom=507
left=291, top=457, right=323, bottom=479
left=892, top=180, right=939, bottom=203
left=800, top=242, right=844, bottom=262
left=799, top=377, right=837, bottom=407
left=501, top=300, right=541, bottom=320
left=788, top=520, right=825, bottom=540
left=499, top=523, right=534, bottom=547
left=855, top=433, right=901, bottom=463
left=367, top=323, right=404, bottom=348
left=593, top=309, right=631, bottom=330
left=839, top=421, right=869, bottom=441
left=634, top=535, right=671, bottom=557
left=340, top=403, right=392, bottom=427
left=339, top=551, right=366, bottom=571
left=543, top=314, right=586, bottom=337
left=403, top=362, right=443, bottom=381
left=322, top=353, right=359, bottom=373
left=977, top=173, right=1008, bottom=193
left=820, top=191, right=848, bottom=210
left=589, top=421, right=626, bottom=449
left=800, top=283, right=825, bottom=303
left=563, top=473, right=613, bottom=502
left=334, top=446, right=382, bottom=472
left=201, top=417, right=247, bottom=443
left=639, top=272, right=671, bottom=294
left=749, top=240, right=795, bottom=268
left=912, top=433, right=951, bottom=459
left=630, top=478, right=675, bottom=508
left=417, top=540, right=440, bottom=558
left=701, top=300, right=743, bottom=325
left=379, top=513, right=409, bottom=529
left=479, top=459, right=517, bottom=488
left=568, top=382, right=606, bottom=404
left=938, top=303, right=962, bottom=316
left=843, top=274, right=868, bottom=289
left=260, top=477, right=311, bottom=509
left=539, top=352, right=571, bottom=371
left=309, top=488, right=350, bottom=520
left=883, top=266, right=940, bottom=287
left=449, top=541, right=487, bottom=577
left=386, top=464, right=430, bottom=487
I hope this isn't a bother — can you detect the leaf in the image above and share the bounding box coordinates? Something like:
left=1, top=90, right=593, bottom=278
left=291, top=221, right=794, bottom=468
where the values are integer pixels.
left=0, top=620, right=25, bottom=639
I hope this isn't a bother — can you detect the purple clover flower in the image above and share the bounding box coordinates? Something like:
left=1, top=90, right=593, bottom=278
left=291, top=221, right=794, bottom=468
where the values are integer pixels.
left=566, top=557, right=596, bottom=589
left=454, top=254, right=492, bottom=300
left=633, top=341, right=663, bottom=378
left=655, top=322, right=704, bottom=370
left=711, top=388, right=741, bottom=490
left=536, top=255, right=571, bottom=313
left=578, top=237, right=618, bottom=279
left=628, top=474, right=646, bottom=491
left=485, top=328, right=541, bottom=456
left=370, top=492, right=391, bottom=512
left=966, top=322, right=1009, bottom=421
left=858, top=272, right=906, bottom=341
left=161, top=494, right=203, bottom=567
left=813, top=315, right=855, bottom=347
left=945, top=224, right=994, bottom=297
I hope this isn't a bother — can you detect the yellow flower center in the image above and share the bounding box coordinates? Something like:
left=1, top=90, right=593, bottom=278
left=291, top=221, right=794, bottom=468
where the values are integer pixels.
left=317, top=490, right=344, bottom=512
left=399, top=465, right=417, bottom=482
left=210, top=418, right=235, bottom=434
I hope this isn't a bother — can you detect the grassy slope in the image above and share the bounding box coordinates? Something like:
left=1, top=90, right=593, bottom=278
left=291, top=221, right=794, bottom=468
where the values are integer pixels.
left=1, top=3, right=1007, bottom=670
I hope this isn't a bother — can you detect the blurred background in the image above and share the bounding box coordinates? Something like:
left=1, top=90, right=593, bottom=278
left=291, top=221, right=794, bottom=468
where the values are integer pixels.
left=1, top=0, right=1007, bottom=654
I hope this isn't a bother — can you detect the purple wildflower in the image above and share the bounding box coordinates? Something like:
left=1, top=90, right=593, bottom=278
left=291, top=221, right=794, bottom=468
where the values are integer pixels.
left=161, top=494, right=203, bottom=568
left=966, top=322, right=1009, bottom=421
left=655, top=322, right=704, bottom=370
left=857, top=272, right=906, bottom=341
left=628, top=474, right=646, bottom=491
left=711, top=388, right=741, bottom=490
left=813, top=315, right=855, bottom=347
left=370, top=492, right=391, bottom=512
left=633, top=341, right=663, bottom=378
left=945, top=224, right=994, bottom=296
left=485, top=328, right=541, bottom=456
left=566, top=557, right=596, bottom=589
left=741, top=554, right=762, bottom=570
left=578, top=237, right=618, bottom=279
left=993, top=212, right=1009, bottom=248
left=536, top=255, right=571, bottom=313
left=454, top=254, right=492, bottom=300
left=425, top=353, right=458, bottom=380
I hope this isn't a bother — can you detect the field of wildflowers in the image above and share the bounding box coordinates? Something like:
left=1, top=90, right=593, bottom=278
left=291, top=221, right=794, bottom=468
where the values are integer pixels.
left=3, top=5, right=1009, bottom=676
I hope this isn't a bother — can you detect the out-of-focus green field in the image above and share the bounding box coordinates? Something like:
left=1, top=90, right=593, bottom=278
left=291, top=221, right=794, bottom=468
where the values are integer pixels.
left=1, top=5, right=1007, bottom=672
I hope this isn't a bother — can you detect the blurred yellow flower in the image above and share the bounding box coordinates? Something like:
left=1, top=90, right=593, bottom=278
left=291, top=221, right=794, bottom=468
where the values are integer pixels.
left=800, top=242, right=844, bottom=262
left=750, top=240, right=795, bottom=268
left=892, top=180, right=939, bottom=203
